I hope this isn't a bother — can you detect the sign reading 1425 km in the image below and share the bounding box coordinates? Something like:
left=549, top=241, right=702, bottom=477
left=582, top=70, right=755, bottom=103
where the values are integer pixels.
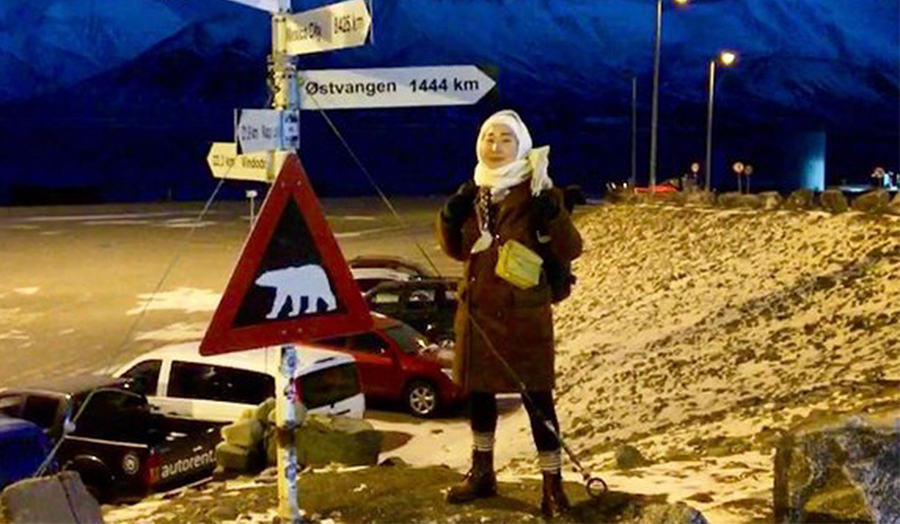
left=298, top=65, right=497, bottom=110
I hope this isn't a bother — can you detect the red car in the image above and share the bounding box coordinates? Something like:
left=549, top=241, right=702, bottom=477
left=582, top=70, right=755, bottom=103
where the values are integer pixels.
left=313, top=315, right=462, bottom=417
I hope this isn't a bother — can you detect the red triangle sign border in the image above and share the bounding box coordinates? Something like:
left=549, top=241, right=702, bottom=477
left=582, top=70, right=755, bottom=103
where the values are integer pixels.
left=200, top=153, right=372, bottom=356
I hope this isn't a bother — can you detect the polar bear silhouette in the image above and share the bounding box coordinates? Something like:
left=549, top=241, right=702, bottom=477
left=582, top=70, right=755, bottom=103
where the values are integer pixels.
left=254, top=264, right=337, bottom=319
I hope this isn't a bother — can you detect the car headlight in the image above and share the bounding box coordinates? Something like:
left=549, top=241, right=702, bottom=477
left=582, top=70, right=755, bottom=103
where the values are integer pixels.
left=441, top=368, right=454, bottom=381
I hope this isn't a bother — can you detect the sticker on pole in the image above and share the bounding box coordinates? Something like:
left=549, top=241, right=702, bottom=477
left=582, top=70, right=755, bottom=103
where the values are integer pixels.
left=200, top=153, right=372, bottom=356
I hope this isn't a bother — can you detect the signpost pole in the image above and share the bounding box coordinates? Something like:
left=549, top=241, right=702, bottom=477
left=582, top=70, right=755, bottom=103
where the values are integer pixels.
left=272, top=3, right=303, bottom=523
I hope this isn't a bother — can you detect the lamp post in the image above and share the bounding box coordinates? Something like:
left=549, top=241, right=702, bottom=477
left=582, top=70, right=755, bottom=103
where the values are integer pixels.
left=649, top=0, right=689, bottom=193
left=704, top=50, right=737, bottom=192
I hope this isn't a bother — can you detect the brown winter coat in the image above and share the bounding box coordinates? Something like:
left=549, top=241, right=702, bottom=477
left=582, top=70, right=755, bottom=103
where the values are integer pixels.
left=436, top=181, right=582, bottom=393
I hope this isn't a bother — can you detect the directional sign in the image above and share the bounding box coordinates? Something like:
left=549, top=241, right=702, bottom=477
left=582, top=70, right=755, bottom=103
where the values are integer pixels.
left=207, top=142, right=288, bottom=182
left=220, top=0, right=282, bottom=13
left=283, top=0, right=371, bottom=56
left=298, top=66, right=497, bottom=110
left=200, top=153, right=373, bottom=356
left=236, top=109, right=299, bottom=155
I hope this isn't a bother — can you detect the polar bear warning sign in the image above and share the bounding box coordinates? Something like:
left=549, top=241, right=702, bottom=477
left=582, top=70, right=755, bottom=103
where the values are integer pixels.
left=200, top=153, right=372, bottom=356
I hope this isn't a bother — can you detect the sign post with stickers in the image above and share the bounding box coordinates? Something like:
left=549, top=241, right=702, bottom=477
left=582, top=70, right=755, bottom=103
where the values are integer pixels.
left=203, top=0, right=373, bottom=522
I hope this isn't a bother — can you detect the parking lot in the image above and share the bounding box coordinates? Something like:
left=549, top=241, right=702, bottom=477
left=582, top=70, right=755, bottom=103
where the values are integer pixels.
left=0, top=197, right=461, bottom=391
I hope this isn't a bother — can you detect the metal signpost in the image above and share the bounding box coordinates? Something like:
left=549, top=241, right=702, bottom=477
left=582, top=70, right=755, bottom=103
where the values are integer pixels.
left=205, top=1, right=373, bottom=523
left=205, top=2, right=494, bottom=521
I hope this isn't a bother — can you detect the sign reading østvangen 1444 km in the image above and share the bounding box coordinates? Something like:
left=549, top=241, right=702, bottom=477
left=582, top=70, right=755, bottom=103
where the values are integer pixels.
left=298, top=66, right=497, bottom=110
left=283, top=0, right=371, bottom=56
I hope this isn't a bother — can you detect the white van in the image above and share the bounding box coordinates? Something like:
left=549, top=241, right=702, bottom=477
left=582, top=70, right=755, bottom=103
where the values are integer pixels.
left=113, top=342, right=365, bottom=423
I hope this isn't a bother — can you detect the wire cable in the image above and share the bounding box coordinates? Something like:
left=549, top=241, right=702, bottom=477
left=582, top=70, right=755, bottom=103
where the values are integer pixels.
left=300, top=81, right=443, bottom=278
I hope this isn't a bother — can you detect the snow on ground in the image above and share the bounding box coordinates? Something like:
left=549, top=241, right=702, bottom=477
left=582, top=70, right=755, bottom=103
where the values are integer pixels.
left=127, top=287, right=222, bottom=315
left=371, top=204, right=900, bottom=522
left=103, top=203, right=899, bottom=523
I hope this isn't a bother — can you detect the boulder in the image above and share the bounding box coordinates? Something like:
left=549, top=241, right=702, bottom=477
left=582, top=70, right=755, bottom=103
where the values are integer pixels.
left=221, top=418, right=264, bottom=449
left=615, top=445, right=652, bottom=470
left=639, top=503, right=709, bottom=524
left=784, top=188, right=815, bottom=210
left=820, top=188, right=849, bottom=213
left=685, top=190, right=716, bottom=207
left=265, top=415, right=383, bottom=468
left=760, top=191, right=783, bottom=210
left=737, top=194, right=763, bottom=209
left=851, top=189, right=890, bottom=213
left=0, top=471, right=104, bottom=524
left=717, top=191, right=743, bottom=208
left=887, top=192, right=900, bottom=216
left=215, top=441, right=263, bottom=473
left=773, top=416, right=899, bottom=523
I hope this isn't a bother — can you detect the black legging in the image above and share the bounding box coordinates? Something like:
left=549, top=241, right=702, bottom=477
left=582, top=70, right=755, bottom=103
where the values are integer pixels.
left=470, top=390, right=561, bottom=452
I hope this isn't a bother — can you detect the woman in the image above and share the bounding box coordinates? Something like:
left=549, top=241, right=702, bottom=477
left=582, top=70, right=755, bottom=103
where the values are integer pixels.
left=436, top=110, right=583, bottom=517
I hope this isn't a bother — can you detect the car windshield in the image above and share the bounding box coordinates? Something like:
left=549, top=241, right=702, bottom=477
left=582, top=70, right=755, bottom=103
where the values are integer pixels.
left=384, top=324, right=431, bottom=355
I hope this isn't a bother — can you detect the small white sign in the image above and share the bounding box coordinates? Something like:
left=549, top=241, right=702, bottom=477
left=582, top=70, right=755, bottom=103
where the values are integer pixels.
left=298, top=66, right=497, bottom=110
left=220, top=0, right=282, bottom=13
left=207, top=142, right=287, bottom=182
left=235, top=109, right=299, bottom=154
left=283, top=0, right=371, bottom=56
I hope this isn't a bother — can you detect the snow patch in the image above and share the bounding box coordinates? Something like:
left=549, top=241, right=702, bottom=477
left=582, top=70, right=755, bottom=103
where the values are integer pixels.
left=135, top=322, right=208, bottom=341
left=128, top=287, right=221, bottom=315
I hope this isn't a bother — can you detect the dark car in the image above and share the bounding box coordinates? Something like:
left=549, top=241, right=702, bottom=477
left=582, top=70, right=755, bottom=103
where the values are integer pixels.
left=0, top=375, right=221, bottom=501
left=313, top=314, right=462, bottom=417
left=363, top=278, right=460, bottom=345
left=0, top=415, right=52, bottom=490
left=348, top=255, right=437, bottom=292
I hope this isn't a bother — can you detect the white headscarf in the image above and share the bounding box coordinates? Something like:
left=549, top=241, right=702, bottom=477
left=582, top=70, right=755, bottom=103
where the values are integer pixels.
left=473, top=110, right=552, bottom=201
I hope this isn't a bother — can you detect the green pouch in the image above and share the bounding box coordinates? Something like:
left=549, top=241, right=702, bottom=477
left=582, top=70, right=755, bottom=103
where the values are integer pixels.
left=495, top=239, right=543, bottom=289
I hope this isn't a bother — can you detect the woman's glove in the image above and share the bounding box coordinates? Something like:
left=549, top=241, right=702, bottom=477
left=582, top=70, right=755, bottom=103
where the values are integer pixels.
left=533, top=190, right=560, bottom=222
left=442, top=181, right=477, bottom=225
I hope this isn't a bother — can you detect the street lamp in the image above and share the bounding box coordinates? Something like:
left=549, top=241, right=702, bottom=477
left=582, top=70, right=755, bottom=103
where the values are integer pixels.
left=704, top=50, right=738, bottom=191
left=649, top=0, right=690, bottom=193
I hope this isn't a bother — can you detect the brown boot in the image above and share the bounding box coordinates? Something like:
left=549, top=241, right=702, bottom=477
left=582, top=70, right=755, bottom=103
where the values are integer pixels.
left=540, top=471, right=571, bottom=518
left=446, top=450, right=497, bottom=503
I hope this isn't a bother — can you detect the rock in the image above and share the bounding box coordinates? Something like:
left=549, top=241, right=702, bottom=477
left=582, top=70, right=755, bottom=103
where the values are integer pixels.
left=887, top=192, right=900, bottom=216
left=254, top=397, right=276, bottom=422
left=221, top=418, right=264, bottom=449
left=639, top=502, right=709, bottom=524
left=716, top=191, right=743, bottom=208
left=206, top=502, right=240, bottom=521
left=378, top=456, right=409, bottom=467
left=216, top=441, right=262, bottom=473
left=615, top=445, right=652, bottom=469
left=739, top=194, right=763, bottom=209
left=784, top=188, right=815, bottom=210
left=851, top=189, right=890, bottom=213
left=773, top=416, right=899, bottom=523
left=0, top=471, right=104, bottom=524
left=265, top=415, right=383, bottom=468
left=819, top=188, right=849, bottom=213
left=685, top=190, right=716, bottom=206
left=760, top=191, right=783, bottom=210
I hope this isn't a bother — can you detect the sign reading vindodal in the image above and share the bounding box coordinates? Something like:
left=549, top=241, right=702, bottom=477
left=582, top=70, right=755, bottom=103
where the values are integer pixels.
left=207, top=142, right=288, bottom=182
left=283, top=0, right=371, bottom=56
left=298, top=65, right=497, bottom=110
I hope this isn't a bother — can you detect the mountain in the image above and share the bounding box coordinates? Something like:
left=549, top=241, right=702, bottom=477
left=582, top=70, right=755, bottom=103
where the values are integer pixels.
left=0, top=0, right=897, bottom=203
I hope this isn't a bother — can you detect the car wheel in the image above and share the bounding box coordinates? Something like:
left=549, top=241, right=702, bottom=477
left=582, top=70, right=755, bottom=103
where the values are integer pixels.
left=404, top=380, right=439, bottom=418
